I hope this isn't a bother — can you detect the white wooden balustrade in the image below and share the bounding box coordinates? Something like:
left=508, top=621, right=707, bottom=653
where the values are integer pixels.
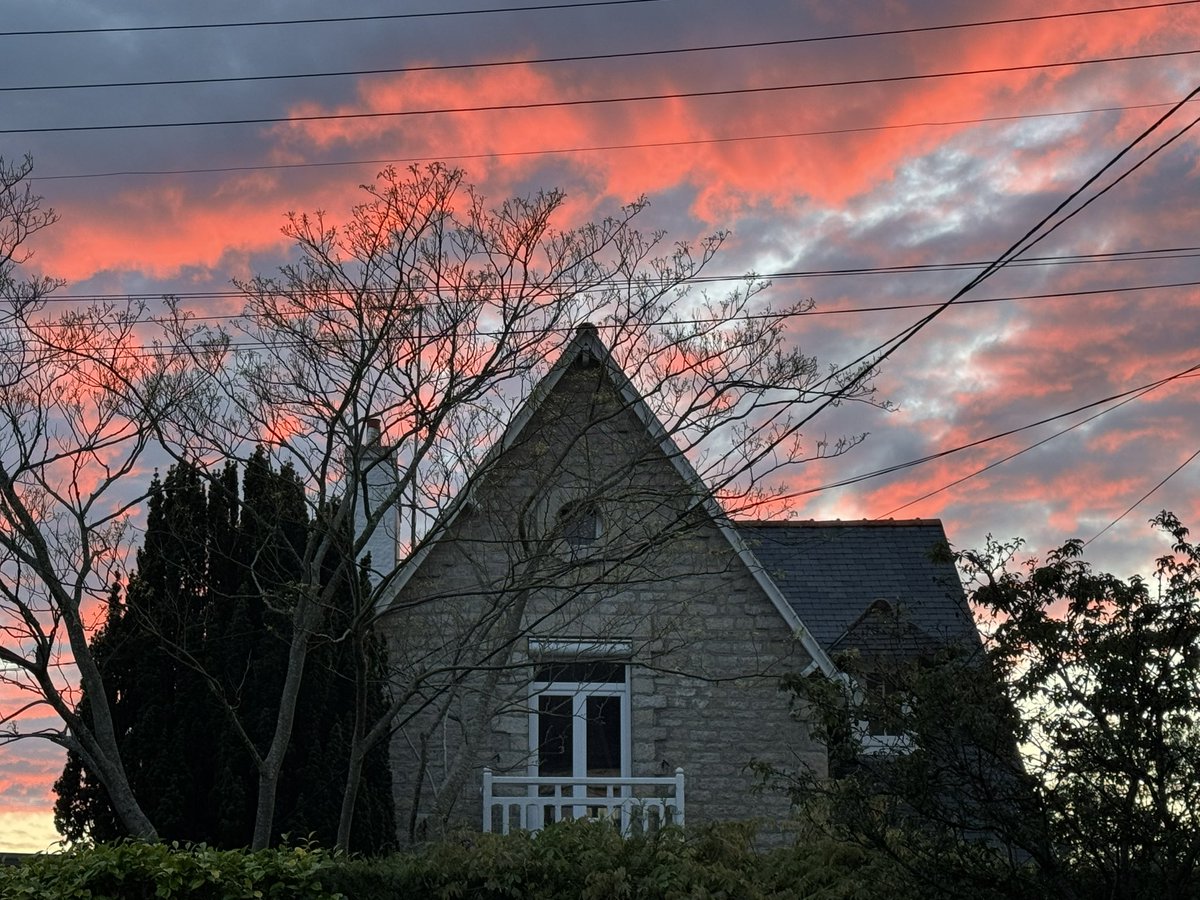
left=481, top=768, right=685, bottom=835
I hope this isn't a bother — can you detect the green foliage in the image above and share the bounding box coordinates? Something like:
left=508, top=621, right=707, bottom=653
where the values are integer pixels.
left=321, top=821, right=909, bottom=900
left=2, top=824, right=926, bottom=900
left=52, top=452, right=395, bottom=853
left=0, top=843, right=343, bottom=900
left=762, top=511, right=1200, bottom=900
left=964, top=510, right=1200, bottom=899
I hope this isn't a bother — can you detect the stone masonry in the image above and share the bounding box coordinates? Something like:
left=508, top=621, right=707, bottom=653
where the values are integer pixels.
left=379, top=340, right=827, bottom=843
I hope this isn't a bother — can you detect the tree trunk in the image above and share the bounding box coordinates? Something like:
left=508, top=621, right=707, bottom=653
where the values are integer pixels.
left=335, top=628, right=370, bottom=851
left=250, top=590, right=317, bottom=850
left=59, top=596, right=159, bottom=841
left=431, top=590, right=531, bottom=827
left=335, top=746, right=365, bottom=851
left=97, top=757, right=159, bottom=840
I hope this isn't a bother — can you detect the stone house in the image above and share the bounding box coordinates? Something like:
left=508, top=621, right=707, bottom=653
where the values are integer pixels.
left=375, top=325, right=979, bottom=842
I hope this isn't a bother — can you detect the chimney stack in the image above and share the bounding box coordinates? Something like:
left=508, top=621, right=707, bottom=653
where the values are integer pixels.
left=354, top=416, right=398, bottom=582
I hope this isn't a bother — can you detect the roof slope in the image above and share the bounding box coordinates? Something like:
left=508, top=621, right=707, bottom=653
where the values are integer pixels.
left=737, top=519, right=978, bottom=653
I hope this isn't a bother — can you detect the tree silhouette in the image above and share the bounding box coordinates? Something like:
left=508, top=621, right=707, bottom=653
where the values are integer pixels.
left=54, top=453, right=394, bottom=852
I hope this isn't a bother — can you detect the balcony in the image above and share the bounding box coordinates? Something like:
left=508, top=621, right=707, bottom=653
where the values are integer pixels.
left=481, top=768, right=685, bottom=835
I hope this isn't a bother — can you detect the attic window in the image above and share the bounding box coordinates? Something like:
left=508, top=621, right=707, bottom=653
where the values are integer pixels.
left=559, top=501, right=603, bottom=550
left=854, top=670, right=914, bottom=757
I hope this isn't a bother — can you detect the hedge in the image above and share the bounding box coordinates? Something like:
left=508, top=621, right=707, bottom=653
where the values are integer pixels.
left=0, top=842, right=342, bottom=900
left=1, top=823, right=909, bottom=900
left=325, top=822, right=898, bottom=900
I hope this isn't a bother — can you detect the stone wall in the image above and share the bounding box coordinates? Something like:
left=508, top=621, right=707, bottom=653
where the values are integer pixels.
left=379, top=354, right=826, bottom=842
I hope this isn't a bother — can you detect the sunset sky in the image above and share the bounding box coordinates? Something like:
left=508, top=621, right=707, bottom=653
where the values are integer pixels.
left=3, top=0, right=1200, bottom=851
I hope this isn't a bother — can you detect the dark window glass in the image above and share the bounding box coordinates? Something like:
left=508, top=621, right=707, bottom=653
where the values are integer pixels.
left=534, top=661, right=625, bottom=684
left=864, top=672, right=905, bottom=737
left=537, top=695, right=573, bottom=776
left=586, top=695, right=622, bottom=777
left=560, top=502, right=602, bottom=548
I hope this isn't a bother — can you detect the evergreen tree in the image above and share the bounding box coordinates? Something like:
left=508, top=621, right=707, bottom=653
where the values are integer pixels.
left=53, top=453, right=394, bottom=851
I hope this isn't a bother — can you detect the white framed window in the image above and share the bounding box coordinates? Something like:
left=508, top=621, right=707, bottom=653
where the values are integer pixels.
left=529, top=658, right=631, bottom=781
left=853, top=671, right=914, bottom=756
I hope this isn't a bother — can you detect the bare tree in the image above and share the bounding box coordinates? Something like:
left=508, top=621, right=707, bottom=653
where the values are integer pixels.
left=14, top=160, right=879, bottom=849
left=0, top=157, right=209, bottom=840
left=159, top=163, right=882, bottom=848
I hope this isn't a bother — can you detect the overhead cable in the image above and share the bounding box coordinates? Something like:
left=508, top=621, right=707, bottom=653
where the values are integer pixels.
left=32, top=99, right=1199, bottom=181
left=0, top=0, right=670, bottom=37
left=7, top=1, right=1199, bottom=92
left=6, top=47, right=1197, bottom=135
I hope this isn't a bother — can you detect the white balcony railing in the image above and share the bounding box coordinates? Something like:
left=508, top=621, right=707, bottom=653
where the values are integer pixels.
left=481, top=768, right=685, bottom=835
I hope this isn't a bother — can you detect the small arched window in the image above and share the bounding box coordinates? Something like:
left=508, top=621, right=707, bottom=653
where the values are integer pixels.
left=558, top=501, right=603, bottom=552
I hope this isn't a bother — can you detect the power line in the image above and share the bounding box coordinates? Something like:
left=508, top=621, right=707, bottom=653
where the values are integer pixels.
left=1084, top=447, right=1200, bottom=545
left=7, top=47, right=1197, bottom=135
left=0, top=0, right=670, bottom=37
left=848, top=92, right=1200, bottom=523
left=799, top=279, right=1200, bottom=316
left=8, top=1, right=1197, bottom=93
left=68, top=279, right=1200, bottom=333
left=28, top=274, right=1200, bottom=353
left=32, top=100, right=1198, bottom=182
left=736, top=80, right=1200, bottom=527
left=39, top=251, right=1200, bottom=305
left=787, top=361, right=1200, bottom=509
left=824, top=84, right=1200, bottom=394
left=878, top=373, right=1198, bottom=520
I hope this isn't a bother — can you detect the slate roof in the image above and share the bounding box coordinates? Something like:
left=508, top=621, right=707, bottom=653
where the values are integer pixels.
left=736, top=519, right=979, bottom=654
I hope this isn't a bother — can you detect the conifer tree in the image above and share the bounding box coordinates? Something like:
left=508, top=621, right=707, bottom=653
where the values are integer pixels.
left=53, top=454, right=394, bottom=851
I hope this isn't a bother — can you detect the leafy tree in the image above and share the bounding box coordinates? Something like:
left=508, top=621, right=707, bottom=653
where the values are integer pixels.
left=53, top=453, right=395, bottom=852
left=763, top=511, right=1200, bottom=900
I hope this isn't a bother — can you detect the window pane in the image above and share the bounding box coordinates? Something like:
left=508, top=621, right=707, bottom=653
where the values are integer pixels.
left=586, top=695, right=622, bottom=777
left=538, top=695, right=573, bottom=776
left=864, top=672, right=903, bottom=737
left=534, top=661, right=624, bottom=684
left=561, top=503, right=602, bottom=547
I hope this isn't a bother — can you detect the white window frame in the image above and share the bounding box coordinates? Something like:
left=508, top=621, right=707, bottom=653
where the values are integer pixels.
left=526, top=640, right=632, bottom=781
left=842, top=671, right=915, bottom=757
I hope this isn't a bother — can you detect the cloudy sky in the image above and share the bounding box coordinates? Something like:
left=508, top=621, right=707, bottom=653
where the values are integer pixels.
left=2, top=0, right=1199, bottom=851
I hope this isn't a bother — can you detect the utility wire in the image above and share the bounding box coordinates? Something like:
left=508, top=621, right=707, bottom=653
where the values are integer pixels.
left=862, top=105, right=1200, bottom=525
left=1084, top=447, right=1200, bottom=545
left=0, top=0, right=670, bottom=37
left=40, top=246, right=1200, bottom=302
left=23, top=331, right=1200, bottom=528
left=720, top=81, right=1200, bottom=529
left=28, top=273, right=1200, bottom=353
left=6, top=47, right=1197, bottom=135
left=877, top=369, right=1199, bottom=519
left=984, top=106, right=1200, bottom=270
left=3, top=0, right=1193, bottom=39
left=35, top=278, right=1200, bottom=332
left=801, top=364, right=1199, bottom=497
left=32, top=99, right=1198, bottom=182
left=816, top=83, right=1200, bottom=400
left=7, top=1, right=1198, bottom=92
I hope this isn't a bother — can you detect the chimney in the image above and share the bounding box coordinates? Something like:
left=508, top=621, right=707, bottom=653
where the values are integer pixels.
left=354, top=417, right=398, bottom=582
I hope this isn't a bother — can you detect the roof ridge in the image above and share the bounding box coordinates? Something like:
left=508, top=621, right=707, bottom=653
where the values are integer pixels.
left=736, top=518, right=943, bottom=528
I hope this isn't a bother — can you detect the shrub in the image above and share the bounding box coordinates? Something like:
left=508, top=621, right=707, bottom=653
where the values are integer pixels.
left=323, top=820, right=910, bottom=900
left=1, top=823, right=916, bottom=900
left=0, top=842, right=343, bottom=900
